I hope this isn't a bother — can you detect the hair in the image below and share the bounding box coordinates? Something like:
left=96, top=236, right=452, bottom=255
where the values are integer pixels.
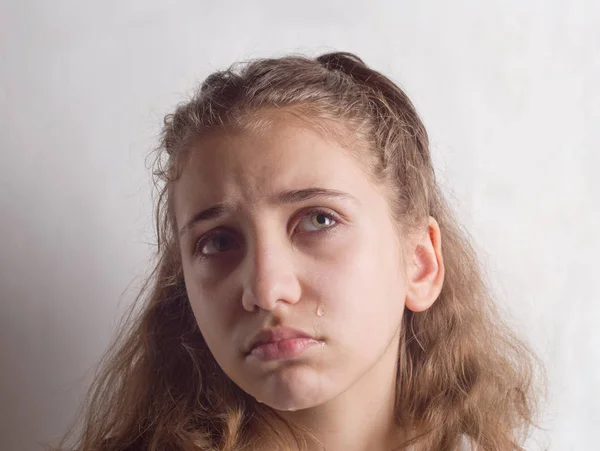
left=56, top=51, right=544, bottom=451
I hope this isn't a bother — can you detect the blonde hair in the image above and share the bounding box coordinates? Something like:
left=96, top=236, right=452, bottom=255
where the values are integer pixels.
left=58, top=51, right=543, bottom=450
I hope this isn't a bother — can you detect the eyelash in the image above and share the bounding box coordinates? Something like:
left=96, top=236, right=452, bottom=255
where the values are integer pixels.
left=193, top=208, right=341, bottom=259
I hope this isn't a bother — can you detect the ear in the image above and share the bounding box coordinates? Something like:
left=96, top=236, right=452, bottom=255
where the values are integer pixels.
left=404, top=216, right=445, bottom=313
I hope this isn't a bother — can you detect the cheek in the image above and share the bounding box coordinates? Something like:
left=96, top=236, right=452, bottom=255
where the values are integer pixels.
left=318, top=231, right=406, bottom=336
left=184, top=275, right=235, bottom=343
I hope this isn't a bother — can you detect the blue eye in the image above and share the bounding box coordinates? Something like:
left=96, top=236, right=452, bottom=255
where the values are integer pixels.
left=193, top=208, right=339, bottom=259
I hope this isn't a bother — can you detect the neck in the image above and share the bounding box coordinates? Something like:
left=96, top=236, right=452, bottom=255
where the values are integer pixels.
left=275, top=332, right=406, bottom=451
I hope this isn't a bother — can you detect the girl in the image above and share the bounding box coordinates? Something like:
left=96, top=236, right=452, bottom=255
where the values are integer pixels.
left=59, top=51, right=541, bottom=450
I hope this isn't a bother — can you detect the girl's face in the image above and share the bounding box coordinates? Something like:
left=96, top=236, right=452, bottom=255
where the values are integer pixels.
left=174, top=115, right=412, bottom=411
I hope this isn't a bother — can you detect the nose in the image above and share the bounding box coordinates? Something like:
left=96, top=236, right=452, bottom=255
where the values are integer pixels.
left=240, top=231, right=302, bottom=312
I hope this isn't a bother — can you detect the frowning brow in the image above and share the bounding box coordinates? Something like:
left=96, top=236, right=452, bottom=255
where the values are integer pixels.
left=178, top=188, right=357, bottom=237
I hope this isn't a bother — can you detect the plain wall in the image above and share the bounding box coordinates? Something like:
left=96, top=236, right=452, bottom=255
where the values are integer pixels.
left=1, top=1, right=598, bottom=449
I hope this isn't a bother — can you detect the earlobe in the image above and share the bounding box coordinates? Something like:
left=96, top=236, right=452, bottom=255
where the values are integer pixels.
left=404, top=216, right=445, bottom=313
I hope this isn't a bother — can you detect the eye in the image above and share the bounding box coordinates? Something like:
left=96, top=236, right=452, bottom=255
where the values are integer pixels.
left=193, top=208, right=340, bottom=259
left=194, top=232, right=240, bottom=258
left=296, top=208, right=339, bottom=234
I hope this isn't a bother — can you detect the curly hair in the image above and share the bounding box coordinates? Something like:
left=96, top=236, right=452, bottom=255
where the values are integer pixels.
left=56, top=51, right=543, bottom=451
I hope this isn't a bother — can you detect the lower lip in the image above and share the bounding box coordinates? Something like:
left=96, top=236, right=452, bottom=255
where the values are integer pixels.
left=249, top=338, right=322, bottom=361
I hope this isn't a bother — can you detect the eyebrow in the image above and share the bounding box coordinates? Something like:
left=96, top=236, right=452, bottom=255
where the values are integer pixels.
left=178, top=188, right=358, bottom=237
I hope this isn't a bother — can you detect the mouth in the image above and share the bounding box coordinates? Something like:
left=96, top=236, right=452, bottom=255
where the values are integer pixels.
left=246, top=326, right=323, bottom=361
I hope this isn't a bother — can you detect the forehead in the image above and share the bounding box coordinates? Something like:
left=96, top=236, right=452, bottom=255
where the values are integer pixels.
left=172, top=115, right=377, bottom=217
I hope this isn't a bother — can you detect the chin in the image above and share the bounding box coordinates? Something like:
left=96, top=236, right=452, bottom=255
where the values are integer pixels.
left=247, top=364, right=336, bottom=411
left=260, top=393, right=324, bottom=412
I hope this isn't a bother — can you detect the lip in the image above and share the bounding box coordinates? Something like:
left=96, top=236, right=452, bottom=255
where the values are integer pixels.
left=246, top=326, right=322, bottom=361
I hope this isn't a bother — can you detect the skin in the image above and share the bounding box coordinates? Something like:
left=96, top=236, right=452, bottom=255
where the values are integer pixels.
left=173, top=113, right=445, bottom=451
